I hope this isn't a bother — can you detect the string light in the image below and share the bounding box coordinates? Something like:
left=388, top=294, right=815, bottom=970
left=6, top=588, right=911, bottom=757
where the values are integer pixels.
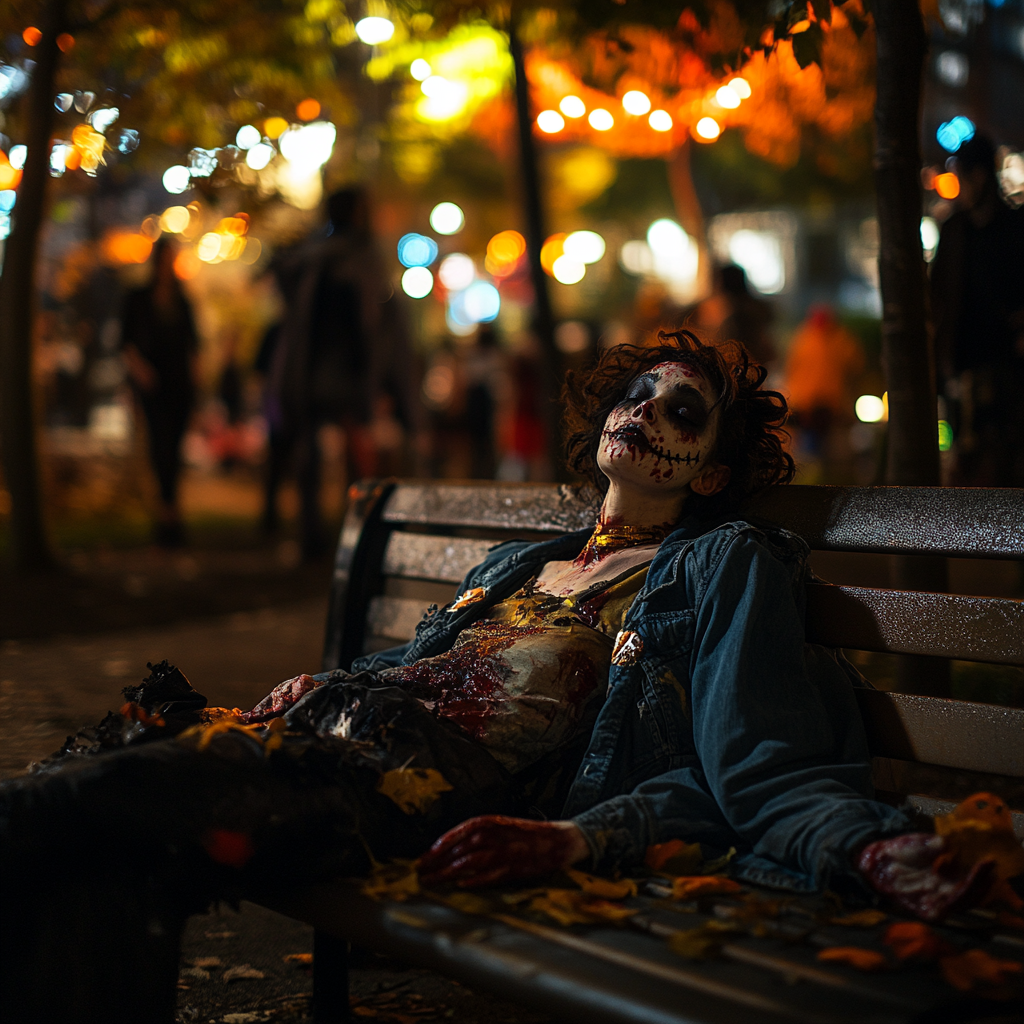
left=355, top=17, right=395, bottom=45
left=559, top=96, right=586, bottom=118
left=430, top=202, right=464, bottom=235
left=649, top=110, right=673, bottom=132
left=402, top=266, right=434, bottom=298
left=622, top=91, right=651, bottom=115
left=695, top=117, right=721, bottom=141
left=715, top=85, right=741, bottom=109
left=728, top=77, right=751, bottom=98
left=588, top=109, right=614, bottom=131
left=410, top=59, right=432, bottom=81
left=537, top=110, right=565, bottom=133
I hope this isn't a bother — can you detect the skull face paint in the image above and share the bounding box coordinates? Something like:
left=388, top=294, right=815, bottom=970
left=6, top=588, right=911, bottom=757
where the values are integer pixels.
left=598, top=362, right=720, bottom=492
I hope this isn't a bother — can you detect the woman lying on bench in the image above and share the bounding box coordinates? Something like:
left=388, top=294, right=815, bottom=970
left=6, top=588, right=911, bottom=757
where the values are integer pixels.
left=0, top=331, right=1003, bottom=1022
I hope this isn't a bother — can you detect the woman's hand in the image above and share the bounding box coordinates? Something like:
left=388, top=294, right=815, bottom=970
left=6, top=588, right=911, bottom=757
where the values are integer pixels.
left=418, top=816, right=589, bottom=888
left=857, top=832, right=997, bottom=922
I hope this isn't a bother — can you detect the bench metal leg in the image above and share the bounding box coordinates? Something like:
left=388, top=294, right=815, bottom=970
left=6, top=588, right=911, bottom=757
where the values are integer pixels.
left=313, top=929, right=350, bottom=1023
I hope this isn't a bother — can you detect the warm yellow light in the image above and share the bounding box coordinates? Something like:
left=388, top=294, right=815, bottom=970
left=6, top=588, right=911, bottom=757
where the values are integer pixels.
left=410, top=58, right=432, bottom=81
left=559, top=95, right=586, bottom=119
left=197, top=232, right=222, bottom=263
left=728, top=77, right=751, bottom=99
left=486, top=230, right=526, bottom=271
left=264, top=116, right=289, bottom=139
left=296, top=98, right=320, bottom=121
left=622, top=90, right=651, bottom=116
left=588, top=108, right=614, bottom=131
left=540, top=233, right=567, bottom=276
left=552, top=255, right=585, bottom=284
left=934, top=172, right=960, bottom=199
left=355, top=16, right=394, bottom=45
left=160, top=206, right=191, bottom=234
left=715, top=85, right=741, bottom=109
left=648, top=110, right=673, bottom=132
left=22, top=27, right=42, bottom=46
left=695, top=117, right=721, bottom=141
left=536, top=110, right=565, bottom=134
left=855, top=395, right=885, bottom=423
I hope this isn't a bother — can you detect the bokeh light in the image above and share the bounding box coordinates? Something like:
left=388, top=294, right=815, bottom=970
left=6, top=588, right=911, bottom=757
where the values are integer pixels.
left=0, top=160, right=21, bottom=189
left=537, top=110, right=565, bottom=134
left=649, top=110, right=673, bottom=132
left=279, top=121, right=336, bottom=167
left=197, top=232, right=222, bottom=262
left=462, top=280, right=500, bottom=321
left=715, top=85, right=741, bottom=109
left=695, top=117, right=721, bottom=141
left=235, top=125, right=261, bottom=150
left=296, top=98, right=321, bottom=121
left=102, top=230, right=152, bottom=265
left=430, top=202, right=465, bottom=235
left=397, top=233, right=438, bottom=268
left=938, top=420, right=953, bottom=452
left=419, top=76, right=469, bottom=121
left=410, top=59, right=432, bottom=81
left=162, top=165, right=191, bottom=194
left=89, top=108, right=119, bottom=133
left=647, top=218, right=699, bottom=287
left=920, top=216, right=940, bottom=261
left=56, top=33, right=74, bottom=52
left=8, top=145, right=26, bottom=170
left=485, top=230, right=526, bottom=276
left=22, top=27, right=42, bottom=46
left=559, top=95, right=586, bottom=118
left=855, top=395, right=885, bottom=423
left=563, top=230, right=606, bottom=264
left=160, top=206, right=190, bottom=233
left=620, top=240, right=654, bottom=275
left=540, top=233, right=567, bottom=276
left=552, top=255, right=586, bottom=284
left=438, top=252, right=475, bottom=290
left=355, top=17, right=395, bottom=45
left=588, top=109, right=614, bottom=131
left=245, top=143, right=275, bottom=170
left=936, top=115, right=975, bottom=153
left=727, top=77, right=751, bottom=99
left=402, top=266, right=434, bottom=298
left=264, top=117, right=289, bottom=139
left=934, top=172, right=960, bottom=199
left=622, top=91, right=651, bottom=116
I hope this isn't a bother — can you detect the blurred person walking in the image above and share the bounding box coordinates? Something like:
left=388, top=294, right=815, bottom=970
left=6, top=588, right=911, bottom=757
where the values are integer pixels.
left=697, top=263, right=776, bottom=367
left=264, top=188, right=423, bottom=558
left=931, top=134, right=1024, bottom=486
left=783, top=305, right=864, bottom=477
left=121, top=238, right=199, bottom=547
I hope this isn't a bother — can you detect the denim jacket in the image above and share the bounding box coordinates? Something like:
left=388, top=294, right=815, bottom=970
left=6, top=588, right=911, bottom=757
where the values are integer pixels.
left=352, top=517, right=910, bottom=893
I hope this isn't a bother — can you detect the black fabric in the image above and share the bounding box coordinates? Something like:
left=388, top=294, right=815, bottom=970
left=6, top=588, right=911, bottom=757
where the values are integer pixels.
left=0, top=674, right=519, bottom=1024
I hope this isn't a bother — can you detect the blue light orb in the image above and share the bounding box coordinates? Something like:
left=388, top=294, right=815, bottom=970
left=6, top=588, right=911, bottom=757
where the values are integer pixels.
left=0, top=190, right=16, bottom=212
left=397, top=233, right=438, bottom=268
left=449, top=281, right=500, bottom=326
left=936, top=115, right=975, bottom=153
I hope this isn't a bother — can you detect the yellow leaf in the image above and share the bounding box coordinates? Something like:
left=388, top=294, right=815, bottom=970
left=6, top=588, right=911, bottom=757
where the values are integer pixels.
left=669, top=876, right=742, bottom=900
left=668, top=924, right=733, bottom=960
left=817, top=947, right=887, bottom=972
left=528, top=888, right=637, bottom=926
left=645, top=838, right=703, bottom=876
left=362, top=859, right=420, bottom=902
left=441, top=891, right=495, bottom=916
left=829, top=909, right=887, bottom=927
left=566, top=869, right=637, bottom=899
left=376, top=768, right=453, bottom=815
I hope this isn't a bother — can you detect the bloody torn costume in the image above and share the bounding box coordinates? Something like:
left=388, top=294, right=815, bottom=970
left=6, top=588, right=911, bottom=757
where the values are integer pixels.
left=1, top=515, right=917, bottom=1022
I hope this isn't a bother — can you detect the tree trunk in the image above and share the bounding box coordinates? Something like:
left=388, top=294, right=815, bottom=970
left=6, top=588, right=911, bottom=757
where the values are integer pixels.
left=0, top=0, right=66, bottom=570
left=871, top=0, right=948, bottom=695
left=508, top=19, right=564, bottom=479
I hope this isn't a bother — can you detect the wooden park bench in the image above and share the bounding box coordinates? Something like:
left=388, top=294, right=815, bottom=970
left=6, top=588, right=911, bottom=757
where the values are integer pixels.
left=265, top=480, right=1024, bottom=1024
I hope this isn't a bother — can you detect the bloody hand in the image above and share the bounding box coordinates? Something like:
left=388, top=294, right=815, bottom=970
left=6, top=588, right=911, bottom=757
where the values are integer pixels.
left=237, top=674, right=319, bottom=724
left=418, top=816, right=588, bottom=888
left=857, top=832, right=996, bottom=922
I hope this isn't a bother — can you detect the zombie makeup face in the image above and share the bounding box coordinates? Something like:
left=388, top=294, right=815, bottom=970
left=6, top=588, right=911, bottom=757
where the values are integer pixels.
left=597, top=362, right=723, bottom=495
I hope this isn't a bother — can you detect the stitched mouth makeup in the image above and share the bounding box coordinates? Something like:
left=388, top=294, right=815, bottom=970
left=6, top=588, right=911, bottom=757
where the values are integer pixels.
left=602, top=424, right=702, bottom=466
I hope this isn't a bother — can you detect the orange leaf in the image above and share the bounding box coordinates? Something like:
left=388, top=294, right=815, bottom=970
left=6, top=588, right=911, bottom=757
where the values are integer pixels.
left=933, top=792, right=1024, bottom=883
left=817, top=947, right=887, bottom=971
left=829, top=909, right=887, bottom=927
left=670, top=876, right=742, bottom=900
left=284, top=952, right=313, bottom=965
left=935, top=792, right=1016, bottom=835
left=566, top=868, right=637, bottom=899
left=882, top=921, right=954, bottom=962
left=645, top=839, right=703, bottom=876
left=940, top=949, right=1023, bottom=992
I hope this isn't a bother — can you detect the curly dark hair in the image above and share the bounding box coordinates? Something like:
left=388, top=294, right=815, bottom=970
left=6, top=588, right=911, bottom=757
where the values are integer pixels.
left=562, top=329, right=794, bottom=516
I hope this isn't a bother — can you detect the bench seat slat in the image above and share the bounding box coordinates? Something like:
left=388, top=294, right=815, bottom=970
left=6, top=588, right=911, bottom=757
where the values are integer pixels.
left=366, top=595, right=427, bottom=643
left=806, top=584, right=1024, bottom=665
left=857, top=689, right=1024, bottom=777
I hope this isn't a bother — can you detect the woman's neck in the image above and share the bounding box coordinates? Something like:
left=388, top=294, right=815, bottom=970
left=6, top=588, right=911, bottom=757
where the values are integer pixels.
left=598, top=481, right=688, bottom=531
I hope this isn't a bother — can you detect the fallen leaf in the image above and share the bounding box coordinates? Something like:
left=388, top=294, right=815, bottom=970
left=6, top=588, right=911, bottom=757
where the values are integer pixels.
left=933, top=792, right=1024, bottom=883
left=882, top=921, right=954, bottom=962
left=362, top=859, right=420, bottom=901
left=940, top=949, right=1024, bottom=992
left=376, top=768, right=454, bottom=815
left=204, top=930, right=236, bottom=939
left=180, top=967, right=210, bottom=981
left=645, top=839, right=703, bottom=876
left=566, top=868, right=637, bottom=899
left=222, top=1015, right=264, bottom=1024
left=440, top=891, right=495, bottom=916
left=701, top=847, right=737, bottom=875
left=829, top=909, right=887, bottom=927
left=816, top=947, right=887, bottom=971
left=528, top=888, right=638, bottom=926
left=222, top=964, right=266, bottom=982
left=670, top=876, right=742, bottom=900
left=667, top=918, right=739, bottom=960
left=353, top=1006, right=379, bottom=1017
left=284, top=952, right=313, bottom=965
left=191, top=956, right=222, bottom=968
